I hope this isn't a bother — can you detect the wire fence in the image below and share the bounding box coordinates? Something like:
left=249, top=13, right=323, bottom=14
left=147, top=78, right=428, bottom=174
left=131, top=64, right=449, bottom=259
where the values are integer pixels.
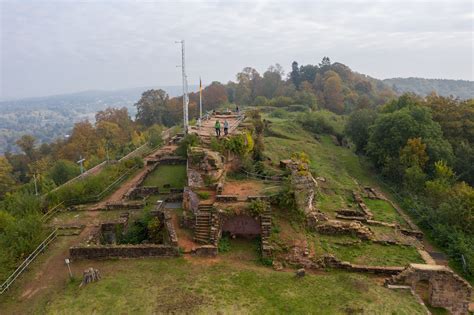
left=0, top=229, right=58, bottom=295
left=240, top=168, right=285, bottom=182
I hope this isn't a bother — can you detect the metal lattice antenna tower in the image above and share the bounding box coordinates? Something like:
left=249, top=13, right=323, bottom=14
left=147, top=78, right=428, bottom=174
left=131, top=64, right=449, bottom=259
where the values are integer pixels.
left=175, top=40, right=189, bottom=133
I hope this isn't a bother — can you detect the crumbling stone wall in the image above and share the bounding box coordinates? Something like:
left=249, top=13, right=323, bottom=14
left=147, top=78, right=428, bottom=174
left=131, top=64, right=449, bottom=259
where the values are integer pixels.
left=315, top=220, right=374, bottom=240
left=192, top=245, right=218, bottom=257
left=386, top=264, right=472, bottom=315
left=187, top=147, right=224, bottom=188
left=70, top=244, right=179, bottom=259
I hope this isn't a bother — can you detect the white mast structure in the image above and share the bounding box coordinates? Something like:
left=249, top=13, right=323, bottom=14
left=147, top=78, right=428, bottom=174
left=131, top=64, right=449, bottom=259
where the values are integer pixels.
left=176, top=40, right=189, bottom=133
left=199, top=76, right=203, bottom=120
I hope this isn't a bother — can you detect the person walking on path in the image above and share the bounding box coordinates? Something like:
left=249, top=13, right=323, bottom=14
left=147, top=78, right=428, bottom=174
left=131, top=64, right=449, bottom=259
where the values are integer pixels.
left=224, top=120, right=229, bottom=135
left=215, top=120, right=221, bottom=137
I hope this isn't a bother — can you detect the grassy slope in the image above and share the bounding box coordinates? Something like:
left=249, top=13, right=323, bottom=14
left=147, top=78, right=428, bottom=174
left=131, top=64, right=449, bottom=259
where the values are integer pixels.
left=263, top=116, right=423, bottom=266
left=40, top=258, right=424, bottom=315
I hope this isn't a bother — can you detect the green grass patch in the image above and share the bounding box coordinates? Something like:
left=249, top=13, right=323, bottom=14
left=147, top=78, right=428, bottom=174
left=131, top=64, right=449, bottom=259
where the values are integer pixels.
left=363, top=198, right=408, bottom=227
left=263, top=120, right=378, bottom=191
left=142, top=165, right=186, bottom=190
left=36, top=258, right=426, bottom=314
left=314, top=235, right=424, bottom=266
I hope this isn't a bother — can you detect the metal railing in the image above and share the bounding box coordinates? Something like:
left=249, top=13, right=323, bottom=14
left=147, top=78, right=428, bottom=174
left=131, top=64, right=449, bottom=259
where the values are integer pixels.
left=0, top=229, right=58, bottom=295
left=41, top=201, right=65, bottom=222
left=240, top=168, right=285, bottom=182
left=63, top=165, right=139, bottom=206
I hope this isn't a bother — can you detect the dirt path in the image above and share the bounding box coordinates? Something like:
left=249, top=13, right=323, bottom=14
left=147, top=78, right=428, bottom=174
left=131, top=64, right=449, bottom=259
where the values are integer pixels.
left=2, top=144, right=180, bottom=311
left=171, top=213, right=198, bottom=252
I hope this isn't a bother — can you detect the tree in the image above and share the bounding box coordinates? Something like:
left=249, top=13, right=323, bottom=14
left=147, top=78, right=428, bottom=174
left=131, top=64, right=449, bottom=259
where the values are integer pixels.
left=135, top=89, right=169, bottom=127
left=290, top=61, right=301, bottom=89
left=0, top=157, right=16, bottom=197
left=202, top=81, right=228, bottom=110
left=146, top=125, right=163, bottom=148
left=47, top=159, right=81, bottom=185
left=345, top=109, right=378, bottom=153
left=16, top=135, right=36, bottom=160
left=261, top=66, right=284, bottom=99
left=400, top=138, right=429, bottom=169
left=319, top=56, right=331, bottom=69
left=59, top=121, right=99, bottom=160
left=323, top=71, right=344, bottom=114
left=367, top=105, right=453, bottom=173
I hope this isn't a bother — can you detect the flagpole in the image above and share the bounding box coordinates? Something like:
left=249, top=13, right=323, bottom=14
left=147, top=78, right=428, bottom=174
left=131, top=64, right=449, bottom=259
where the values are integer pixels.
left=199, top=77, right=203, bottom=120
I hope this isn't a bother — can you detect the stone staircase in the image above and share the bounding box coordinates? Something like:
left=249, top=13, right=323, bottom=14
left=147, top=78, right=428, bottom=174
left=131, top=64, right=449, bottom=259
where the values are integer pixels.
left=194, top=204, right=213, bottom=244
left=260, top=208, right=272, bottom=258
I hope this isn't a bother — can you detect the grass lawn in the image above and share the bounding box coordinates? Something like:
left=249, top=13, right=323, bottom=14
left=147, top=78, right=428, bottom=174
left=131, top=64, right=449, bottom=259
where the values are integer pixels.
left=142, top=164, right=187, bottom=189
left=363, top=198, right=409, bottom=227
left=264, top=120, right=378, bottom=191
left=313, top=235, right=424, bottom=266
left=30, top=258, right=426, bottom=314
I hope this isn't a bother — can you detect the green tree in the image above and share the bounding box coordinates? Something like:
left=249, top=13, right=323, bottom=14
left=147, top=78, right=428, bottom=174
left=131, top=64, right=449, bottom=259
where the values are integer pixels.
left=0, top=157, right=16, bottom=198
left=47, top=159, right=81, bottom=185
left=146, top=125, right=163, bottom=148
left=323, top=71, right=344, bottom=114
left=367, top=105, right=453, bottom=172
left=135, top=89, right=169, bottom=127
left=16, top=135, right=36, bottom=160
left=345, top=109, right=377, bottom=153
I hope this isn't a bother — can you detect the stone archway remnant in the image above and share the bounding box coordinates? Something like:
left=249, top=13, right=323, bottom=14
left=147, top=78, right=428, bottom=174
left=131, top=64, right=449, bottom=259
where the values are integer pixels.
left=386, top=263, right=472, bottom=315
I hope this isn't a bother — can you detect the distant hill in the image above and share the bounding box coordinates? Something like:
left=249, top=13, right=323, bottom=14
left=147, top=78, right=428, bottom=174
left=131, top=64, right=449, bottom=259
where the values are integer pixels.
left=0, top=85, right=196, bottom=154
left=383, top=78, right=473, bottom=100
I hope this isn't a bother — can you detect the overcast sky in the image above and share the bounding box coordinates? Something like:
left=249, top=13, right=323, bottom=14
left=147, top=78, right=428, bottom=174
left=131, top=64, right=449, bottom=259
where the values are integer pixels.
left=1, top=0, right=472, bottom=100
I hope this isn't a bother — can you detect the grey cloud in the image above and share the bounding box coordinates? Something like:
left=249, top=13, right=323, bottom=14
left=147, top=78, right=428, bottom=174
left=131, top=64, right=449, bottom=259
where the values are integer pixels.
left=0, top=0, right=472, bottom=99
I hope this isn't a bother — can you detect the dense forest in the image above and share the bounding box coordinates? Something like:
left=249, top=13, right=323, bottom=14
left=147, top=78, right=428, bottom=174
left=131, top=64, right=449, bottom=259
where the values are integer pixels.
left=384, top=77, right=474, bottom=100
left=1, top=57, right=473, bottom=281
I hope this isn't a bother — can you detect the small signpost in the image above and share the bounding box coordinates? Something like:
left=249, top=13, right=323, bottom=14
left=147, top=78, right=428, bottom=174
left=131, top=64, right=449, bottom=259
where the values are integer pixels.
left=77, top=156, right=85, bottom=174
left=65, top=258, right=73, bottom=278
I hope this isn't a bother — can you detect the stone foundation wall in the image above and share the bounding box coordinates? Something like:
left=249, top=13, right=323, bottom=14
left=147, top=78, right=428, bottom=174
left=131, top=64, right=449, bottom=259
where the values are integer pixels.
left=315, top=220, right=373, bottom=240
left=70, top=244, right=179, bottom=259
left=318, top=254, right=404, bottom=275
left=386, top=264, right=472, bottom=315
left=216, top=195, right=239, bottom=202
left=192, top=245, right=218, bottom=257
left=128, top=186, right=160, bottom=199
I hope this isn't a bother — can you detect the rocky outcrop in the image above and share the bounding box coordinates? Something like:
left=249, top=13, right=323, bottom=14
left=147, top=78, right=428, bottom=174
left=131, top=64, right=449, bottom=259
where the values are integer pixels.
left=187, top=147, right=225, bottom=188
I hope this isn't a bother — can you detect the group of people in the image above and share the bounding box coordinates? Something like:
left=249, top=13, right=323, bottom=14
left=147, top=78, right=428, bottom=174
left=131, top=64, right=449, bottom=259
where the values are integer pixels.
left=214, top=119, right=229, bottom=137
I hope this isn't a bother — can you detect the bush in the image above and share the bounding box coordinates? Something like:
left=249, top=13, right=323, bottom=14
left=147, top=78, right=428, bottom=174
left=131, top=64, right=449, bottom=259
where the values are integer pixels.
left=47, top=160, right=81, bottom=185
left=269, top=96, right=294, bottom=107
left=254, top=96, right=269, bottom=107
left=218, top=236, right=231, bottom=253
left=286, top=104, right=308, bottom=112
left=269, top=109, right=288, bottom=118
left=297, top=111, right=341, bottom=136
left=176, top=134, right=200, bottom=157
left=249, top=199, right=268, bottom=217
left=197, top=191, right=210, bottom=200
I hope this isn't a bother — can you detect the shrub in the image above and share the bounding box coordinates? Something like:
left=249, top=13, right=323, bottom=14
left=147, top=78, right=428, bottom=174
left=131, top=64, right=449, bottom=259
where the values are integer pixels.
left=286, top=104, right=308, bottom=112
left=269, top=109, right=288, bottom=118
left=197, top=191, right=210, bottom=200
left=176, top=134, right=200, bottom=157
left=249, top=199, right=268, bottom=217
left=270, top=96, right=294, bottom=107
left=297, top=111, right=341, bottom=136
left=218, top=236, right=231, bottom=253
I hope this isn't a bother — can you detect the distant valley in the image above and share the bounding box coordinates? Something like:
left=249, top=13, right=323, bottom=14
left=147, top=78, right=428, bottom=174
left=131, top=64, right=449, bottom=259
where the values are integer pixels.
left=0, top=85, right=196, bottom=153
